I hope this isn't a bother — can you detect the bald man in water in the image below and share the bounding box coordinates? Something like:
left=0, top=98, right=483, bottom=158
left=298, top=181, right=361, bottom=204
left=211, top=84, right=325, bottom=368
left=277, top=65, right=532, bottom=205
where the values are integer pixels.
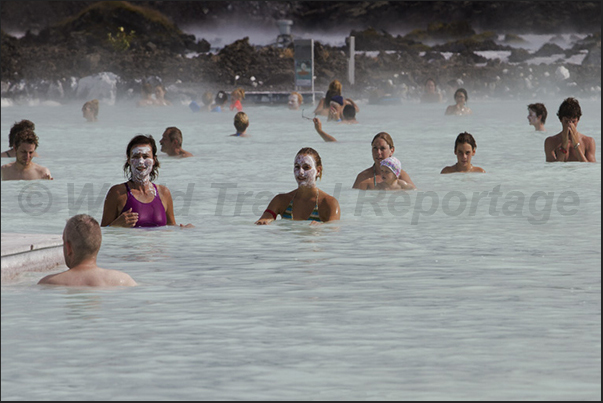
left=38, top=214, right=137, bottom=287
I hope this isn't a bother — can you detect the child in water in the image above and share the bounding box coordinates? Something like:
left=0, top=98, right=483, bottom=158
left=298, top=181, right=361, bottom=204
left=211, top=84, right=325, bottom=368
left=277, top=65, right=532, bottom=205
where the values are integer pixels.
left=376, top=157, right=409, bottom=190
left=230, top=112, right=250, bottom=137
left=441, top=132, right=485, bottom=173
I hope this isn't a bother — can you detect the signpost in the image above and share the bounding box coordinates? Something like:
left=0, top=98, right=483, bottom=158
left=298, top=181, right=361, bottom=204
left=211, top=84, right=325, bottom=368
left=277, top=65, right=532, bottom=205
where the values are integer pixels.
left=294, top=39, right=315, bottom=103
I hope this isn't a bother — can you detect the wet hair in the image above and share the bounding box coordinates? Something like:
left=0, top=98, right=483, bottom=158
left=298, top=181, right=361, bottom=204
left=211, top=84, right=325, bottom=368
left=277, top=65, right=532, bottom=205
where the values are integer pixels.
left=201, top=91, right=213, bottom=106
left=82, top=99, right=99, bottom=118
left=556, top=97, right=582, bottom=121
left=290, top=91, right=303, bottom=104
left=65, top=214, right=102, bottom=263
left=234, top=112, right=249, bottom=133
left=454, top=132, right=477, bottom=151
left=454, top=88, right=469, bottom=102
left=424, top=77, right=437, bottom=87
left=342, top=104, right=356, bottom=120
left=296, top=147, right=323, bottom=180
left=123, top=134, right=160, bottom=181
left=528, top=103, right=548, bottom=124
left=324, top=79, right=342, bottom=104
left=13, top=128, right=39, bottom=150
left=163, top=127, right=183, bottom=147
left=215, top=90, right=228, bottom=105
left=231, top=88, right=245, bottom=100
left=371, top=132, right=395, bottom=150
left=8, top=119, right=35, bottom=148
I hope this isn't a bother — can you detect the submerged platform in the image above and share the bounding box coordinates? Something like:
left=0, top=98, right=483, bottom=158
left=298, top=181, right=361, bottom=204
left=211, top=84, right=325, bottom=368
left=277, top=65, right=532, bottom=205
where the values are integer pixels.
left=1, top=233, right=64, bottom=282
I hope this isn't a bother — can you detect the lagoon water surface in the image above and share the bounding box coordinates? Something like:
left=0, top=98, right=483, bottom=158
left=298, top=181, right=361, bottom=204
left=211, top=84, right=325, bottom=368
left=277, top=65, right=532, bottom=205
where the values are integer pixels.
left=1, top=97, right=600, bottom=400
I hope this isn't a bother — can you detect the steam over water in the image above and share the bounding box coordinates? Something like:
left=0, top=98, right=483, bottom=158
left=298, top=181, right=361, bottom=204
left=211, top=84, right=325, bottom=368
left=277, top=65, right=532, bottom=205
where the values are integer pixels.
left=1, top=96, right=600, bottom=399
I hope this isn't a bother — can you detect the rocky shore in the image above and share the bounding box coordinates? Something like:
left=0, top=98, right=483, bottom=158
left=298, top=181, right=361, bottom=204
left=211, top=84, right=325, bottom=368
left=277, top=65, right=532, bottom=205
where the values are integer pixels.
left=1, top=1, right=601, bottom=105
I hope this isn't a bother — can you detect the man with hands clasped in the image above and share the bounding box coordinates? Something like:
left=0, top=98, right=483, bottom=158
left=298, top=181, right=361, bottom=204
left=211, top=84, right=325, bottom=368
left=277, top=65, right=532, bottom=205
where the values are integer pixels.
left=544, top=97, right=596, bottom=163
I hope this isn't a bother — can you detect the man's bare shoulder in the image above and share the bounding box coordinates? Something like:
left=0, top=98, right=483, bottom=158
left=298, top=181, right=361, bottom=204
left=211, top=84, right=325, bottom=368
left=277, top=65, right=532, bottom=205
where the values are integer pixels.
left=38, top=268, right=136, bottom=287
left=103, top=268, right=137, bottom=286
left=441, top=165, right=456, bottom=174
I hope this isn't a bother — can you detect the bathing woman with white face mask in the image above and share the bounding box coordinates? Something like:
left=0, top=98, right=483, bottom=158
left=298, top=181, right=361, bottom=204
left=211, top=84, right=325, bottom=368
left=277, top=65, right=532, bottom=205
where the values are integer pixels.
left=255, top=147, right=340, bottom=225
left=101, top=134, right=193, bottom=228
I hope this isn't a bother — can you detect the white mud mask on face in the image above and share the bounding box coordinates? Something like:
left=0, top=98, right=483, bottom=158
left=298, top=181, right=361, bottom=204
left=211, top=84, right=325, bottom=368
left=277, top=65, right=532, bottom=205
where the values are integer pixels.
left=130, top=145, right=154, bottom=189
left=294, top=154, right=318, bottom=188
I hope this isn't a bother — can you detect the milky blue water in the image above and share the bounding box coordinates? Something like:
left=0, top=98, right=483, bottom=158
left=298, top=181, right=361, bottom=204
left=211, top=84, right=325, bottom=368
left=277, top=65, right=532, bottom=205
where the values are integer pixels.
left=1, top=97, right=600, bottom=400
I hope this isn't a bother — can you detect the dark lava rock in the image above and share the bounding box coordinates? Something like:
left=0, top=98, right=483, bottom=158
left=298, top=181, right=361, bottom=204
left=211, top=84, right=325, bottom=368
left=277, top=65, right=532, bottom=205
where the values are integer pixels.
left=508, top=48, right=532, bottom=63
left=533, top=43, right=565, bottom=57
left=25, top=1, right=201, bottom=54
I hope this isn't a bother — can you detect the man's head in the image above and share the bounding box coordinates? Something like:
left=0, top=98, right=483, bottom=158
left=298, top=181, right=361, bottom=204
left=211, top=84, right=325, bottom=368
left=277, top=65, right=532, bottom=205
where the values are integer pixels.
left=63, top=214, right=102, bottom=267
left=160, top=127, right=183, bottom=154
left=342, top=104, right=356, bottom=121
left=82, top=100, right=99, bottom=122
left=557, top=97, right=582, bottom=123
left=234, top=112, right=249, bottom=133
left=13, top=129, right=39, bottom=166
left=528, top=103, right=547, bottom=125
left=8, top=119, right=35, bottom=148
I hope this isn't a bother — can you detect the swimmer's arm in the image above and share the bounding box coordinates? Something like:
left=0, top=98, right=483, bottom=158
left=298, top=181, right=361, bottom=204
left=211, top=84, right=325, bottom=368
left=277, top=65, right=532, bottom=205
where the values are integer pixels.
left=159, top=186, right=192, bottom=227
left=582, top=137, right=596, bottom=163
left=321, top=197, right=341, bottom=222
left=255, top=195, right=286, bottom=225
left=544, top=137, right=557, bottom=162
left=160, top=186, right=177, bottom=226
left=398, top=170, right=416, bottom=190
left=41, top=167, right=53, bottom=180
left=101, top=185, right=137, bottom=227
left=441, top=166, right=454, bottom=174
left=313, top=118, right=337, bottom=142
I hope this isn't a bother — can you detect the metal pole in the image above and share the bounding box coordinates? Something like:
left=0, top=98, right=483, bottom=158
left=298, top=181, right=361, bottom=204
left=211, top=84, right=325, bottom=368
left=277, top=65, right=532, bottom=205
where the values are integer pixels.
left=348, top=36, right=355, bottom=86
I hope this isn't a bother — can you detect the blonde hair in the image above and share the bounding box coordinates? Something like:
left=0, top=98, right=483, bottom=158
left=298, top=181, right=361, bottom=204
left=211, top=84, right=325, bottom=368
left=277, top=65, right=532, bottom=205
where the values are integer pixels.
left=231, top=88, right=245, bottom=100
left=234, top=112, right=249, bottom=133
left=290, top=91, right=303, bottom=104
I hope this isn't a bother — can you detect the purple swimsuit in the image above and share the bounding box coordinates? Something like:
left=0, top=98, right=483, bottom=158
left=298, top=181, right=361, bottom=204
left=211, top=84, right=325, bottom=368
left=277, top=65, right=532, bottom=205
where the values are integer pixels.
left=121, top=183, right=167, bottom=227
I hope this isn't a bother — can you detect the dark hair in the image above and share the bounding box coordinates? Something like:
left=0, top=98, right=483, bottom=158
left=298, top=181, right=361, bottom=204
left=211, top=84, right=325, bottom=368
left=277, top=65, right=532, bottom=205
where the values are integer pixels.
left=454, top=88, right=469, bottom=102
left=8, top=119, right=35, bottom=147
left=14, top=128, right=39, bottom=150
left=556, top=97, right=582, bottom=121
left=454, top=132, right=477, bottom=151
left=424, top=77, right=437, bottom=86
left=528, top=103, right=548, bottom=124
left=163, top=127, right=183, bottom=147
left=123, top=134, right=160, bottom=181
left=296, top=147, right=323, bottom=180
left=342, top=104, right=356, bottom=120
left=215, top=91, right=228, bottom=105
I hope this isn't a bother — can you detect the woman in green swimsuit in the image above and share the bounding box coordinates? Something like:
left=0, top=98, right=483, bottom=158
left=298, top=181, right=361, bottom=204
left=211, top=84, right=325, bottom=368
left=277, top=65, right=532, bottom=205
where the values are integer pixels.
left=255, top=147, right=340, bottom=225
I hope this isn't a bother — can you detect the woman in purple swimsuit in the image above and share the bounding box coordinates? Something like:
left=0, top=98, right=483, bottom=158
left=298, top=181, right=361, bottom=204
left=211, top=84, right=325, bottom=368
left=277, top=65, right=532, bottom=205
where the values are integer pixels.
left=101, top=135, right=192, bottom=228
